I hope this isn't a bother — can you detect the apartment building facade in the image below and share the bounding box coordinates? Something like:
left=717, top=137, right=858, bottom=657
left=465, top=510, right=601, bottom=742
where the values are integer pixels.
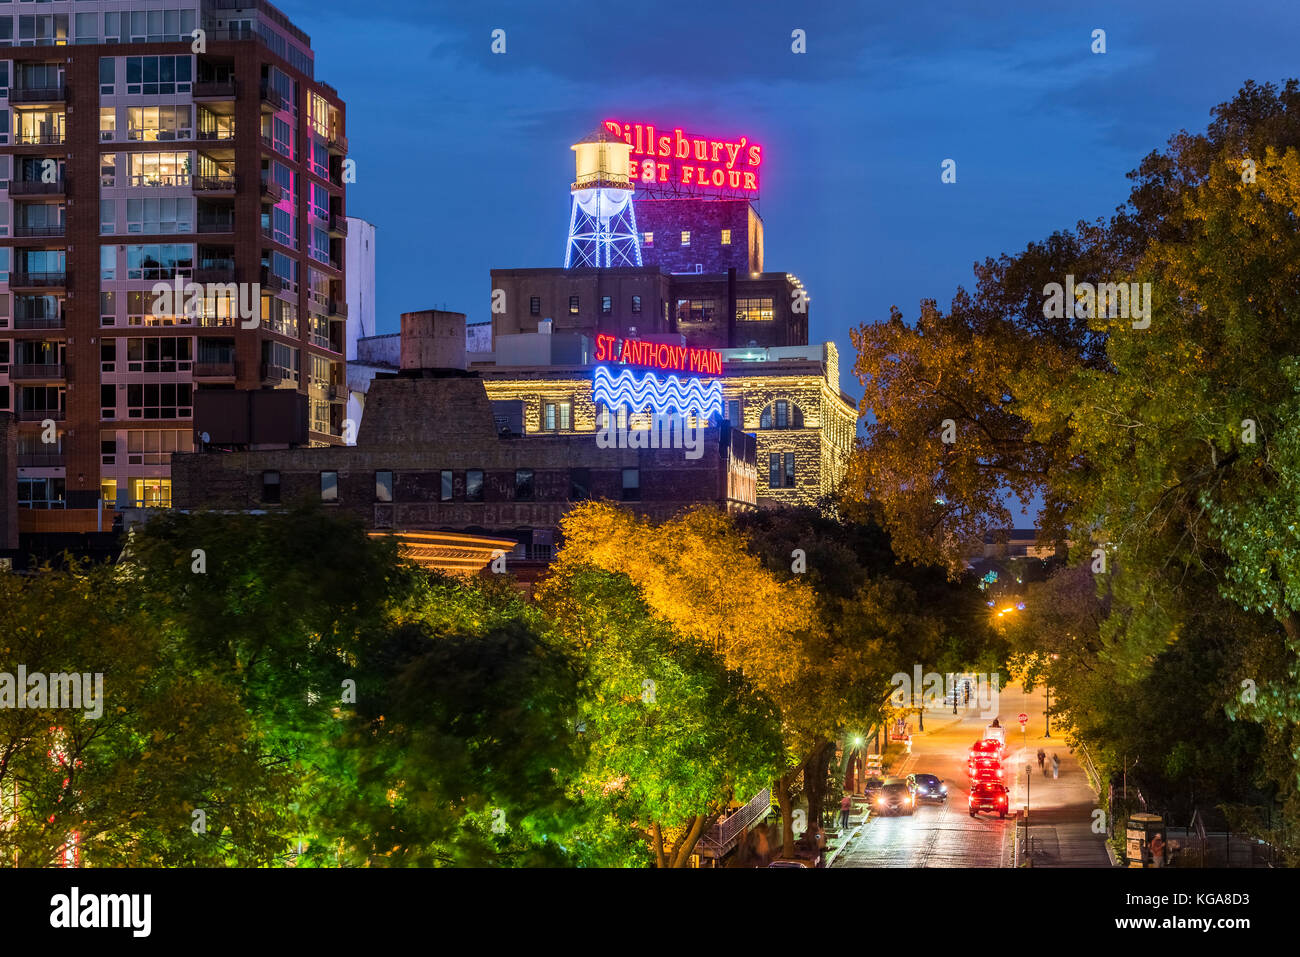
left=0, top=0, right=346, bottom=536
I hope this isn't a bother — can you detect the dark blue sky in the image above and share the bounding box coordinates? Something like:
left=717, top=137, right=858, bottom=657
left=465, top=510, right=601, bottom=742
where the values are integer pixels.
left=283, top=0, right=1298, bottom=404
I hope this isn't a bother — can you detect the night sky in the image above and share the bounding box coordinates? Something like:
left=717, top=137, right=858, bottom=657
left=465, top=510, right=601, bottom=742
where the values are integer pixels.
left=282, top=0, right=1299, bottom=403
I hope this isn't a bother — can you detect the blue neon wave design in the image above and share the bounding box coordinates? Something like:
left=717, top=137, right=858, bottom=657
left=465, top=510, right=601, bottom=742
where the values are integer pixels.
left=593, top=365, right=723, bottom=419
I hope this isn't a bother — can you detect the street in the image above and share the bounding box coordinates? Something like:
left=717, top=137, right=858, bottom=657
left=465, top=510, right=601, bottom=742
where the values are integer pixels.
left=834, top=682, right=1111, bottom=867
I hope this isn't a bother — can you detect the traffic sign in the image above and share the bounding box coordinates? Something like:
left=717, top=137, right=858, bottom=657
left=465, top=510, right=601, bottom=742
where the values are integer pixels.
left=1018, top=712, right=1028, bottom=725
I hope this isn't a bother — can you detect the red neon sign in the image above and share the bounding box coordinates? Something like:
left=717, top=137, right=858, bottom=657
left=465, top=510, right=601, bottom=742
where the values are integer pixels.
left=594, top=334, right=723, bottom=376
left=603, top=120, right=762, bottom=194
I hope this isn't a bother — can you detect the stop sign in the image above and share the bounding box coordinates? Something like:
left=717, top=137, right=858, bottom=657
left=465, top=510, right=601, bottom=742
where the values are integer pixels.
left=1018, top=712, right=1028, bottom=725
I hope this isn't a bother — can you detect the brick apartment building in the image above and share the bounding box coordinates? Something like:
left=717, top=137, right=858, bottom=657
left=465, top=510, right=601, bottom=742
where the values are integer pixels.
left=171, top=309, right=758, bottom=566
left=0, top=0, right=347, bottom=547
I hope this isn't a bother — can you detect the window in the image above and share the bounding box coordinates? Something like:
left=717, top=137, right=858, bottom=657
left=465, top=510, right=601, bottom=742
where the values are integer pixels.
left=17, top=14, right=69, bottom=47
left=126, top=244, right=194, bottom=281
left=680, top=231, right=691, bottom=247
left=675, top=299, right=717, bottom=323
left=128, top=477, right=171, bottom=508
left=622, top=468, right=640, bottom=502
left=642, top=231, right=653, bottom=246
left=126, top=197, right=192, bottom=234
left=601, top=296, right=611, bottom=314
left=262, top=471, right=281, bottom=504
left=100, top=107, right=116, bottom=141
left=99, top=57, right=114, bottom=95
left=320, top=471, right=338, bottom=502
left=568, top=296, right=579, bottom=315
left=466, top=469, right=484, bottom=502
left=569, top=467, right=590, bottom=501
left=631, top=295, right=642, bottom=314
left=128, top=151, right=191, bottom=186
left=125, top=381, right=192, bottom=419
left=100, top=153, right=116, bottom=187
left=721, top=229, right=732, bottom=245
left=727, top=399, right=742, bottom=426
left=101, top=479, right=117, bottom=507
left=100, top=199, right=114, bottom=235
left=125, top=55, right=193, bottom=95
left=18, top=477, right=65, bottom=509
left=440, top=470, right=453, bottom=502
left=515, top=468, right=534, bottom=501
left=375, top=471, right=393, bottom=503
left=126, top=106, right=192, bottom=142
left=768, top=453, right=797, bottom=488
left=736, top=297, right=775, bottom=322
left=760, top=401, right=803, bottom=429
left=529, top=296, right=541, bottom=316
left=543, top=400, right=572, bottom=432
left=100, top=246, right=116, bottom=281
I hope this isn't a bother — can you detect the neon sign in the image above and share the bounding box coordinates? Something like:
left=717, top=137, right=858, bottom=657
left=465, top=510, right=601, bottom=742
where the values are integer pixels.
left=593, top=365, right=723, bottom=419
left=603, top=121, right=762, bottom=194
left=594, top=333, right=723, bottom=375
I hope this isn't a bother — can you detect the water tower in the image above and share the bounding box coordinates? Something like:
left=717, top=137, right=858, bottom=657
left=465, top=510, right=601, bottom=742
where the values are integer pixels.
left=564, top=128, right=642, bottom=269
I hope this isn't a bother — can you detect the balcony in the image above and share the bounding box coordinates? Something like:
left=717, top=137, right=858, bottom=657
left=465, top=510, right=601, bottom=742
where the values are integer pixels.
left=13, top=314, right=64, bottom=330
left=9, top=85, right=67, bottom=106
left=8, top=177, right=66, bottom=197
left=13, top=223, right=65, bottom=238
left=16, top=451, right=65, bottom=467
left=197, top=216, right=235, bottom=234
left=15, top=132, right=66, bottom=146
left=197, top=126, right=236, bottom=142
left=259, top=180, right=284, bottom=204
left=260, top=267, right=285, bottom=294
left=10, top=271, right=67, bottom=290
left=195, top=263, right=238, bottom=283
left=259, top=83, right=287, bottom=113
left=261, top=363, right=291, bottom=383
left=192, top=79, right=237, bottom=100
left=328, top=384, right=348, bottom=403
left=193, top=175, right=238, bottom=194
left=327, top=134, right=348, bottom=156
left=194, top=360, right=237, bottom=379
left=10, top=363, right=65, bottom=381
left=328, top=298, right=348, bottom=318
left=328, top=213, right=348, bottom=238
left=17, top=409, right=64, bottom=422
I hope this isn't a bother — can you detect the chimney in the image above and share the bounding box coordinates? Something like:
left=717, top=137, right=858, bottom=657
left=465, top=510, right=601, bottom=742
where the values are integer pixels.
left=400, top=309, right=468, bottom=370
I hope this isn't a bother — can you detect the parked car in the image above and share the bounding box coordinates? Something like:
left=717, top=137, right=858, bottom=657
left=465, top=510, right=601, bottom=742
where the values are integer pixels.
left=906, top=772, right=948, bottom=803
left=862, top=776, right=886, bottom=799
left=875, top=778, right=916, bottom=816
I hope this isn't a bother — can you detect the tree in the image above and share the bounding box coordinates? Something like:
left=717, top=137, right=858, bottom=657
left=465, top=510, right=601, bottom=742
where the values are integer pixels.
left=539, top=565, right=781, bottom=867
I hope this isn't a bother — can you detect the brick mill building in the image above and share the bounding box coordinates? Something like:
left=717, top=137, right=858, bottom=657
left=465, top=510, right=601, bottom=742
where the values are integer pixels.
left=0, top=0, right=347, bottom=560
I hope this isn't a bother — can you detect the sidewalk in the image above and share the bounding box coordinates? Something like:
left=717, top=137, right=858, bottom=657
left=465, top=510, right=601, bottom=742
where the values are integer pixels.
left=1014, top=740, right=1112, bottom=867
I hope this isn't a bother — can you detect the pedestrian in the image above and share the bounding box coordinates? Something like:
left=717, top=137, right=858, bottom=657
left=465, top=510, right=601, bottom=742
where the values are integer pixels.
left=1051, top=753, right=1060, bottom=779
left=1149, top=833, right=1165, bottom=868
left=905, top=734, right=912, bottom=755
left=839, top=793, right=852, bottom=830
left=1037, top=748, right=1046, bottom=770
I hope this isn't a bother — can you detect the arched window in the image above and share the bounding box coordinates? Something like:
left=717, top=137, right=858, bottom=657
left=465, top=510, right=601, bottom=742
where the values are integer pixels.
left=760, top=399, right=803, bottom=429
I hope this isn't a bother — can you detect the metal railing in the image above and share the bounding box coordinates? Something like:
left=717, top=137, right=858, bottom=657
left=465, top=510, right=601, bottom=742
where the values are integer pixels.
left=193, top=175, right=238, bottom=192
left=13, top=223, right=65, bottom=238
left=697, top=787, right=771, bottom=856
left=10, top=363, right=64, bottom=379
left=8, top=178, right=66, bottom=196
left=16, top=452, right=64, bottom=467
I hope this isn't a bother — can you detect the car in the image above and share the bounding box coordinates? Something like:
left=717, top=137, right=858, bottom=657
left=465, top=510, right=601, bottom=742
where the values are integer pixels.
left=874, top=778, right=915, bottom=816
left=969, top=782, right=1010, bottom=818
left=971, top=739, right=1005, bottom=761
left=767, top=859, right=810, bottom=868
left=968, top=762, right=1005, bottom=785
left=862, top=776, right=886, bottom=800
left=906, top=773, right=948, bottom=803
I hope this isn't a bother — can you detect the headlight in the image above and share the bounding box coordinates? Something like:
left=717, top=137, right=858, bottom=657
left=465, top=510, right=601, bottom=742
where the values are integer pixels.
left=904, top=797, right=912, bottom=805
left=877, top=797, right=885, bottom=805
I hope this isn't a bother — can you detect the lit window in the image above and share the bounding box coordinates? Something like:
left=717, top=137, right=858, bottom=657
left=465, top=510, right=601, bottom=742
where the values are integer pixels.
left=601, top=296, right=611, bottom=314
left=721, top=229, right=731, bottom=245
left=544, top=400, right=572, bottom=431
left=631, top=295, right=641, bottom=314
left=680, top=231, right=691, bottom=247
left=643, top=231, right=654, bottom=246
left=569, top=296, right=579, bottom=315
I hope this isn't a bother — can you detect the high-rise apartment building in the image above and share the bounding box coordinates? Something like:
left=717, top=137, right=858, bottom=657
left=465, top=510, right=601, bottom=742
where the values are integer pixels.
left=0, top=0, right=347, bottom=537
